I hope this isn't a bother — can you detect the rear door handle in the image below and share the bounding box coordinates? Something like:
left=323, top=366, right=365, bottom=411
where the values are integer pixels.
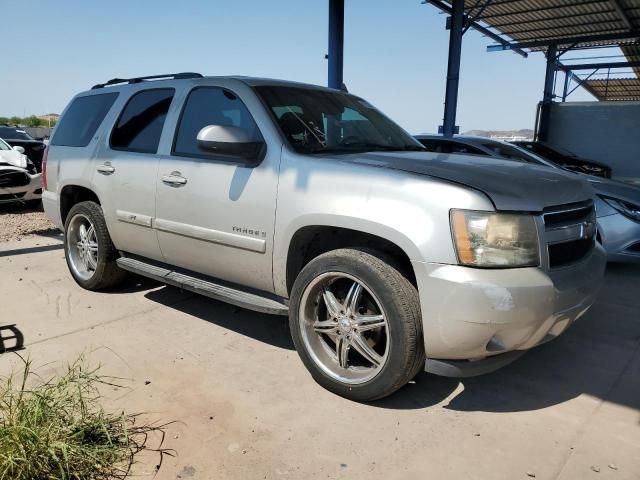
left=96, top=163, right=115, bottom=175
left=161, top=172, right=188, bottom=186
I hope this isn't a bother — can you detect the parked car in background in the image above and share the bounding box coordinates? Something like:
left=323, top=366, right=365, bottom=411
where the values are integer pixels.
left=44, top=74, right=604, bottom=401
left=512, top=141, right=612, bottom=178
left=0, top=137, right=42, bottom=206
left=0, top=125, right=47, bottom=172
left=416, top=135, right=640, bottom=263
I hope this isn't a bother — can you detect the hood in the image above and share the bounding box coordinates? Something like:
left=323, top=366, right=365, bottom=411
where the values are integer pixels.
left=334, top=151, right=595, bottom=212
left=0, top=149, right=28, bottom=169
left=586, top=176, right=640, bottom=206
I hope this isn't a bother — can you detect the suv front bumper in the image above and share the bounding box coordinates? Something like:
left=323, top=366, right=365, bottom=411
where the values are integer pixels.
left=0, top=172, right=42, bottom=204
left=413, top=243, right=606, bottom=371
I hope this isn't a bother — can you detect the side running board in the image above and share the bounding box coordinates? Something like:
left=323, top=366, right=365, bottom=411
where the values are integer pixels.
left=116, top=257, right=289, bottom=316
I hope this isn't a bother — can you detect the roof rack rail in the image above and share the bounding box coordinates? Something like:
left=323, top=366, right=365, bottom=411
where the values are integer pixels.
left=91, top=72, right=203, bottom=89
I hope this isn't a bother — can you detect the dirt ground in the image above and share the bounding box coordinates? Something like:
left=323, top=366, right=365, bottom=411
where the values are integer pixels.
left=0, top=229, right=639, bottom=480
left=0, top=202, right=58, bottom=242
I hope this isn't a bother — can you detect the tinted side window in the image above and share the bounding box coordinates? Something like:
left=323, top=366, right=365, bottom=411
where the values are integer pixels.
left=110, top=89, right=174, bottom=153
left=173, top=87, right=261, bottom=159
left=51, top=93, right=118, bottom=147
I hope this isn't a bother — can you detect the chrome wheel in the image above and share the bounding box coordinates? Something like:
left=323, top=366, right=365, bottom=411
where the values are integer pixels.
left=299, top=272, right=390, bottom=385
left=67, top=214, right=99, bottom=281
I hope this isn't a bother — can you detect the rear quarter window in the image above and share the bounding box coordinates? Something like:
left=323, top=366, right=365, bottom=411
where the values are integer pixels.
left=51, top=93, right=119, bottom=147
left=110, top=88, right=174, bottom=154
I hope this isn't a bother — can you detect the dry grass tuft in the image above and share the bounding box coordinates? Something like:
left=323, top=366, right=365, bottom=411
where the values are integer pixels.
left=0, top=355, right=173, bottom=479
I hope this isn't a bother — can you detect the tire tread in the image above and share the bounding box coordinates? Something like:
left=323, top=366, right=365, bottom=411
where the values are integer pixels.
left=64, top=201, right=126, bottom=290
left=289, top=248, right=425, bottom=401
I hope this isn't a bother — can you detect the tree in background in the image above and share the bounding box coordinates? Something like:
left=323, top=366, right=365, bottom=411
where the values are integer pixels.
left=26, top=115, right=43, bottom=127
left=0, top=116, right=57, bottom=127
left=0, top=115, right=57, bottom=127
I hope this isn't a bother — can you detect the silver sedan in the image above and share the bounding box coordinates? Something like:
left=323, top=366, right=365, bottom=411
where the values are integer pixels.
left=415, top=134, right=640, bottom=263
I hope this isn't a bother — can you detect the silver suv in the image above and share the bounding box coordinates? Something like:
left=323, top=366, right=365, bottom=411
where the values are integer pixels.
left=43, top=73, right=606, bottom=401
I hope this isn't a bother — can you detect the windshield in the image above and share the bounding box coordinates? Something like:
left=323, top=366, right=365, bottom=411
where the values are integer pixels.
left=481, top=141, right=556, bottom=168
left=0, top=138, right=11, bottom=151
left=255, top=86, right=425, bottom=154
left=0, top=127, right=33, bottom=141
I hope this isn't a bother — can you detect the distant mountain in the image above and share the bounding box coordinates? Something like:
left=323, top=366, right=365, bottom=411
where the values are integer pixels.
left=464, top=129, right=534, bottom=140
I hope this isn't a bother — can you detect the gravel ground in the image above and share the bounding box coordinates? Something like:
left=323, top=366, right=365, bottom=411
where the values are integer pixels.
left=0, top=202, right=60, bottom=242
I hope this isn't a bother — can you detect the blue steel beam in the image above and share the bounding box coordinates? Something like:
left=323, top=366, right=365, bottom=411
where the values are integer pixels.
left=328, top=0, right=345, bottom=90
left=557, top=60, right=640, bottom=71
left=442, top=0, right=464, bottom=137
left=425, top=0, right=528, bottom=58
left=537, top=43, right=558, bottom=142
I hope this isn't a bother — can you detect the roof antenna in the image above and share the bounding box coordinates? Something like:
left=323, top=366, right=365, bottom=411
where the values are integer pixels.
left=340, top=82, right=349, bottom=92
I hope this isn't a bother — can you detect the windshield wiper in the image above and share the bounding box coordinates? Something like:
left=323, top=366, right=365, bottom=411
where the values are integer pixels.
left=309, top=143, right=426, bottom=154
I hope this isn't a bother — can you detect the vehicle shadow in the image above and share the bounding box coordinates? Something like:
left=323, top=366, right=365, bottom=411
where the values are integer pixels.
left=107, top=275, right=167, bottom=295
left=133, top=262, right=639, bottom=413
left=0, top=243, right=63, bottom=257
left=144, top=286, right=295, bottom=350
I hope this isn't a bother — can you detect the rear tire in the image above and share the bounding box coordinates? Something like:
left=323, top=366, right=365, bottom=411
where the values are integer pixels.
left=64, top=201, right=126, bottom=290
left=289, top=248, right=424, bottom=401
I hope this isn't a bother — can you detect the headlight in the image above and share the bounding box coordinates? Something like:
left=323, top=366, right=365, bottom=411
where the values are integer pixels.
left=600, top=196, right=640, bottom=222
left=450, top=210, right=540, bottom=268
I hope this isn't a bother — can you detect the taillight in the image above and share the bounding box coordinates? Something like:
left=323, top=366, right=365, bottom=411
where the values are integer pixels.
left=42, top=145, right=49, bottom=190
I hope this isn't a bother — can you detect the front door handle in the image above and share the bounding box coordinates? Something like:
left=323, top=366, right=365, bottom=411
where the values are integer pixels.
left=161, top=172, right=188, bottom=186
left=96, top=163, right=115, bottom=175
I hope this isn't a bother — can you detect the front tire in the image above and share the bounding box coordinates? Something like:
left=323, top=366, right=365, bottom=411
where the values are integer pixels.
left=64, top=201, right=126, bottom=290
left=289, top=248, right=424, bottom=401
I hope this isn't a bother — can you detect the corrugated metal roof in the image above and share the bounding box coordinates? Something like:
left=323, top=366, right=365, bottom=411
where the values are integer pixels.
left=620, top=44, right=640, bottom=76
left=583, top=77, right=640, bottom=99
left=461, top=0, right=640, bottom=51
left=430, top=1, right=640, bottom=100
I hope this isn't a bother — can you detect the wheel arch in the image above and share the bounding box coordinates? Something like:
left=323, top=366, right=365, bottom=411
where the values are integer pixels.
left=60, top=184, right=102, bottom=225
left=279, top=219, right=420, bottom=297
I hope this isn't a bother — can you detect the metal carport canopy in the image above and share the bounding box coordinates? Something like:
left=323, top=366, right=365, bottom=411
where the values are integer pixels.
left=424, top=0, right=640, bottom=138
left=325, top=1, right=640, bottom=135
left=476, top=0, right=640, bottom=52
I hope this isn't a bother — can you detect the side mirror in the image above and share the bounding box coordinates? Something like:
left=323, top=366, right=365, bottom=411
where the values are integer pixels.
left=196, top=125, right=265, bottom=164
left=12, top=146, right=25, bottom=154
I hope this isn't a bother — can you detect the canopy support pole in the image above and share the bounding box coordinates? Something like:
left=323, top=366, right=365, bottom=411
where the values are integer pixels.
left=328, top=0, right=345, bottom=90
left=442, top=0, right=464, bottom=137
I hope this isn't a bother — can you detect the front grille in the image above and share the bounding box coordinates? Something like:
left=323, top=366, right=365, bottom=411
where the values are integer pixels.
left=543, top=203, right=593, bottom=228
left=543, top=202, right=596, bottom=268
left=548, top=239, right=595, bottom=268
left=0, top=171, right=30, bottom=188
left=0, top=192, right=26, bottom=200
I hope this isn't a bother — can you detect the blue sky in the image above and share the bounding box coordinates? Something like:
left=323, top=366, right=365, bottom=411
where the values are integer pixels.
left=2, top=0, right=602, bottom=133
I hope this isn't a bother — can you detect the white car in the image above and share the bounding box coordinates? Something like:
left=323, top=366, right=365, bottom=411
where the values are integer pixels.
left=0, top=137, right=42, bottom=205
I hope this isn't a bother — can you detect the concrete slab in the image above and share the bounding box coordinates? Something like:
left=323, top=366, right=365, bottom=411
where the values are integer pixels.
left=1, top=236, right=638, bottom=480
